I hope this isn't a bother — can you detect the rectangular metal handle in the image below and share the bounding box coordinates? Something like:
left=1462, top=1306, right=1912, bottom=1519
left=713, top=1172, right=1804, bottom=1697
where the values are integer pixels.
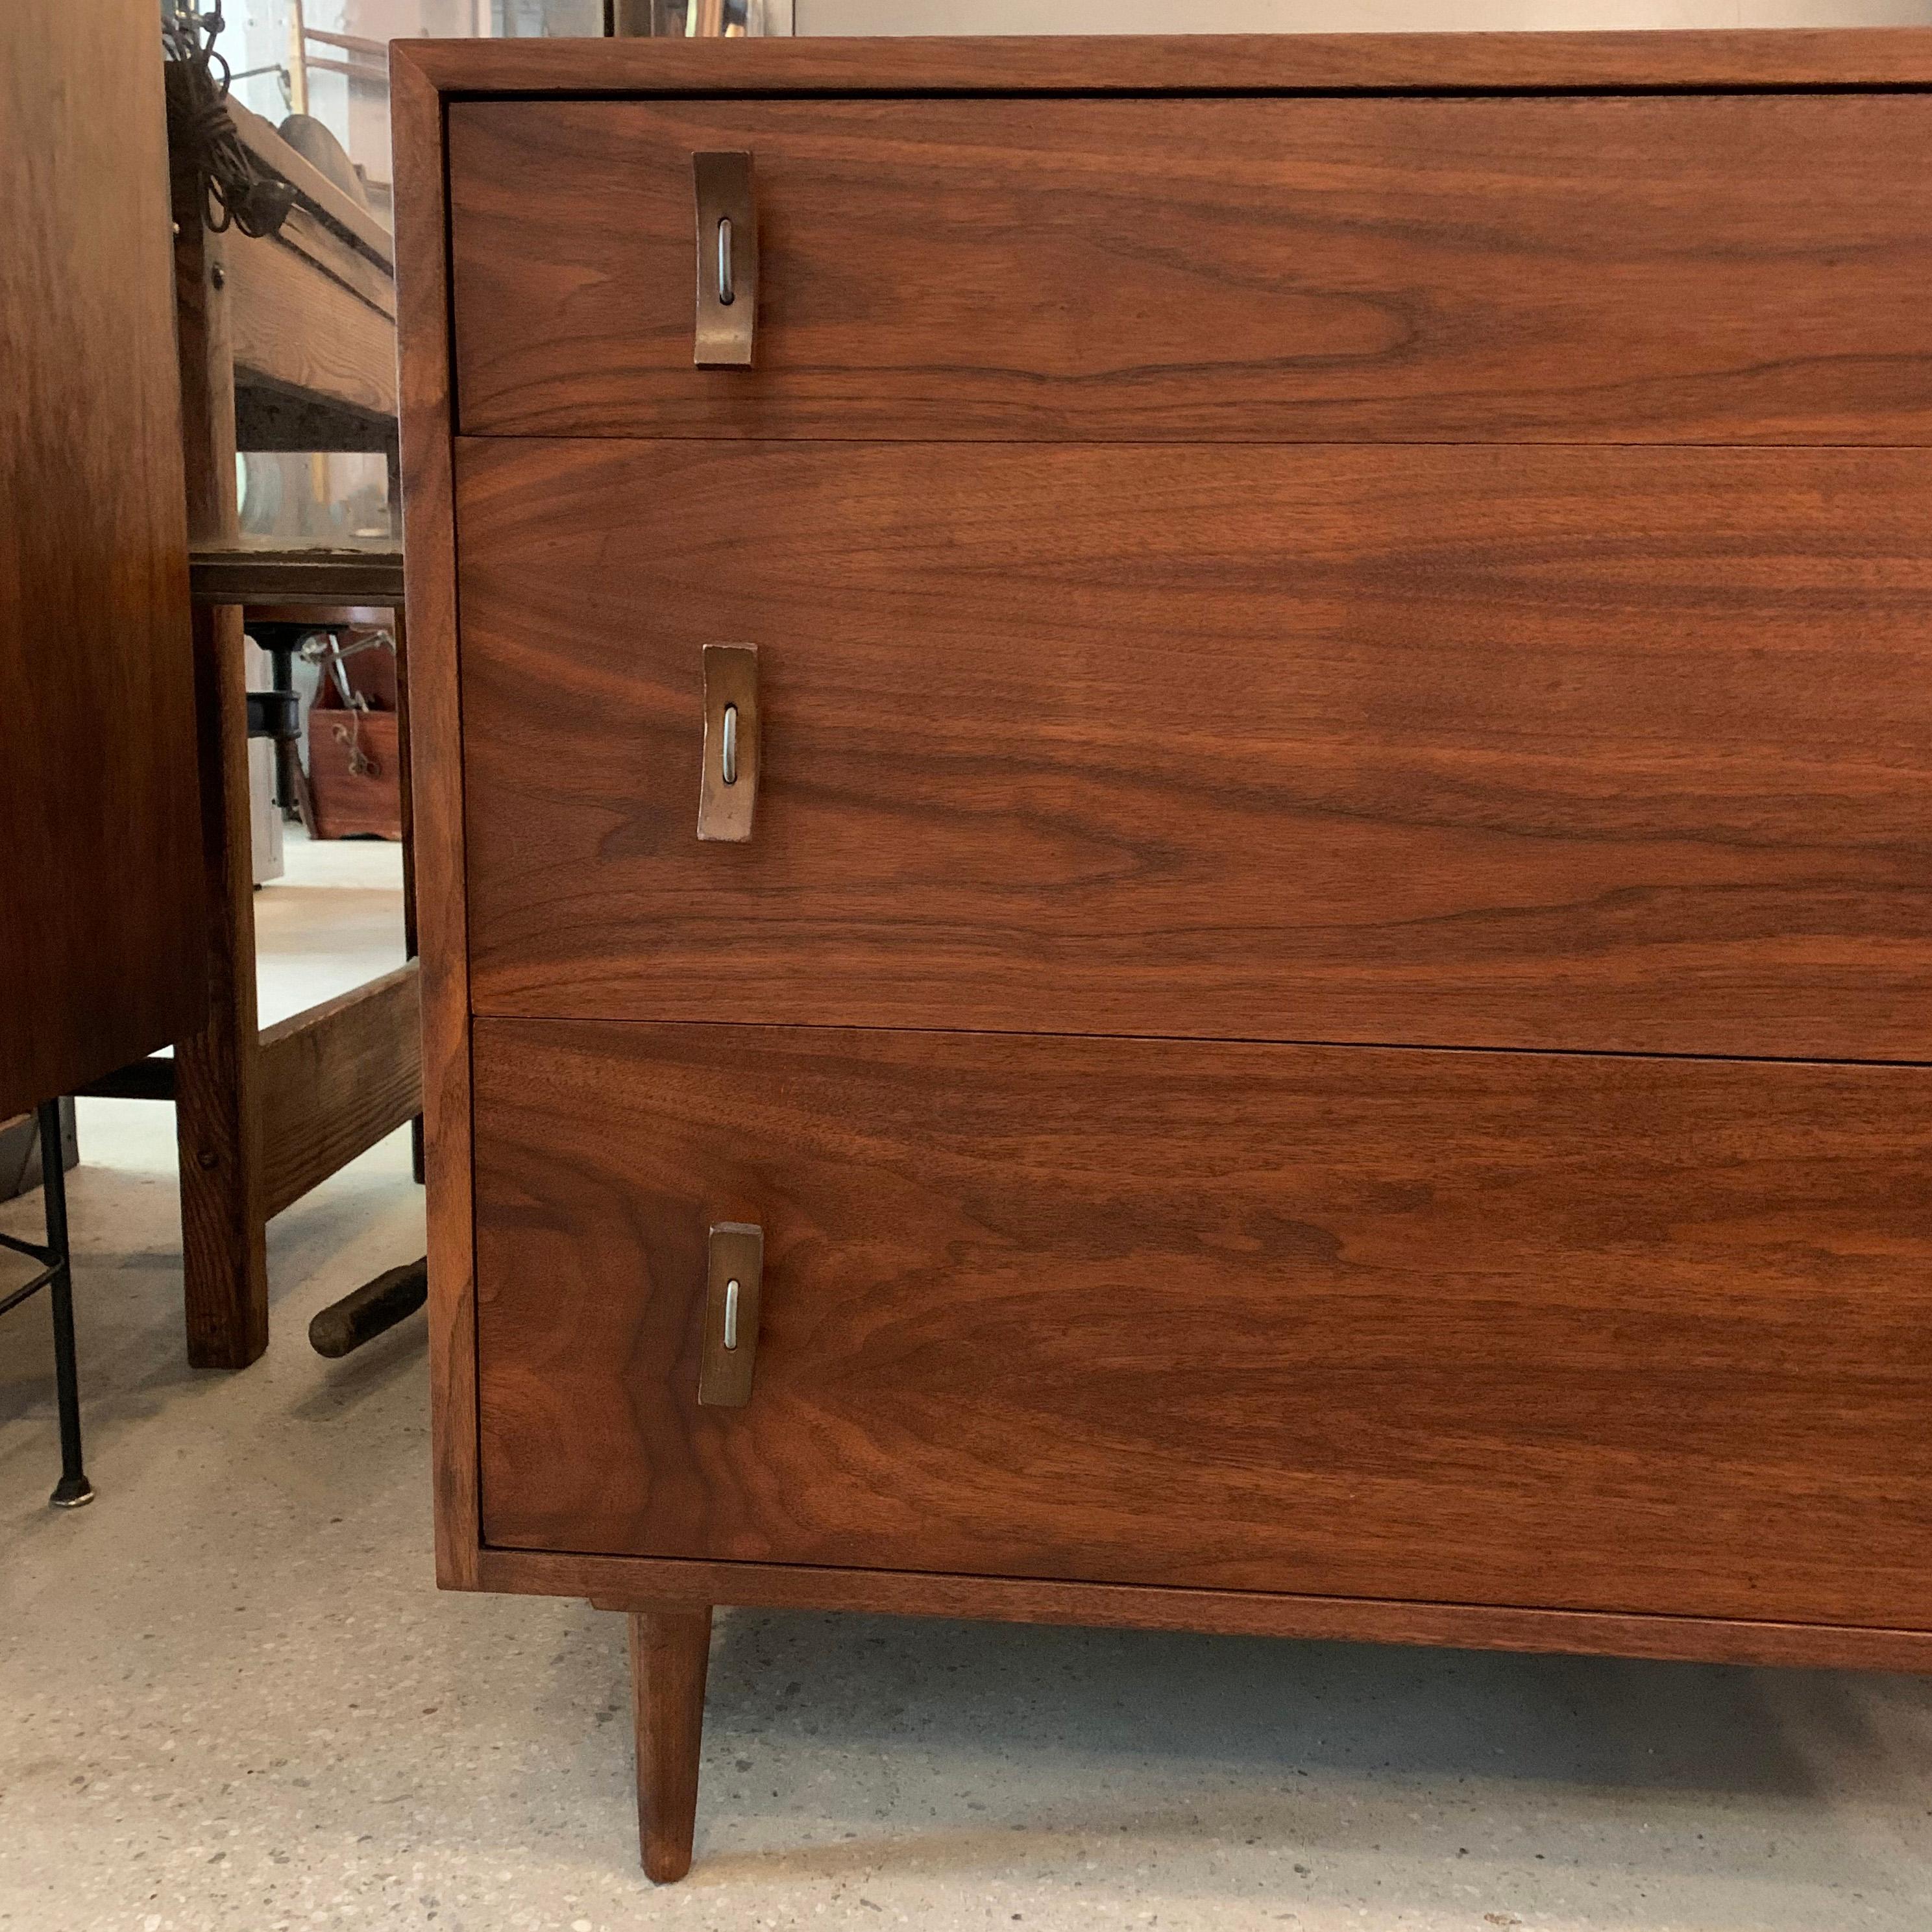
left=693, top=151, right=755, bottom=368
left=698, top=1221, right=763, bottom=1408
left=697, top=643, right=759, bottom=841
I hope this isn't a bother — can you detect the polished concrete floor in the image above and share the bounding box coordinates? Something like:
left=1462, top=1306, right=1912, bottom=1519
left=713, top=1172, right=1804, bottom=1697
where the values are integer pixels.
left=2, top=835, right=1929, bottom=1932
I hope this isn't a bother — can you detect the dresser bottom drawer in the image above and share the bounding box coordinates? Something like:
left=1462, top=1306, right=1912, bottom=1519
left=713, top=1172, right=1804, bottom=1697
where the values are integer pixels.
left=472, top=1020, right=1932, bottom=1632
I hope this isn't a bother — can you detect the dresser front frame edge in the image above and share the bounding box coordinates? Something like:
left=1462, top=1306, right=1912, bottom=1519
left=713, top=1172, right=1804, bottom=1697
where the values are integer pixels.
left=394, top=43, right=482, bottom=1591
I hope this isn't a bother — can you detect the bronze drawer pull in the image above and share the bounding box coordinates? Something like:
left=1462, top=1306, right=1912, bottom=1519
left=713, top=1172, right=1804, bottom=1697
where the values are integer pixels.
left=697, top=643, right=759, bottom=842
left=698, top=1222, right=763, bottom=1408
left=692, top=151, right=755, bottom=367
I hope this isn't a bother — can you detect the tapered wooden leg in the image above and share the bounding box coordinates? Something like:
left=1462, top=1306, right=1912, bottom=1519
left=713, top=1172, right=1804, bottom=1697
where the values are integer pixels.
left=629, top=1606, right=713, bottom=1883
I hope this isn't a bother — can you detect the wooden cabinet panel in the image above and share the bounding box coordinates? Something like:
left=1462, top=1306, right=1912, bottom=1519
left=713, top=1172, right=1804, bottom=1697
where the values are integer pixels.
left=449, top=92, right=1932, bottom=445
left=458, top=437, right=1932, bottom=1061
left=0, top=0, right=203, bottom=1117
left=473, top=1018, right=1932, bottom=1631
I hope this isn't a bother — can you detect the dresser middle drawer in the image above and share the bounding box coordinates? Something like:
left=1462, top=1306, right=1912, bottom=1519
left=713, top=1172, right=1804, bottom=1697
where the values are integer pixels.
left=456, top=437, right=1932, bottom=1060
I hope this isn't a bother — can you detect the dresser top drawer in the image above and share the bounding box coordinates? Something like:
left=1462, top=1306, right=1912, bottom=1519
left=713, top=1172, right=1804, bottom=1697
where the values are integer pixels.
left=448, top=90, right=1932, bottom=445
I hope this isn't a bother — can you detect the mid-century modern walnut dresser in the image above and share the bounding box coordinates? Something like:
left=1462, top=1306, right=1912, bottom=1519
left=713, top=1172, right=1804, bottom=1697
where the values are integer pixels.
left=393, top=29, right=1932, bottom=1880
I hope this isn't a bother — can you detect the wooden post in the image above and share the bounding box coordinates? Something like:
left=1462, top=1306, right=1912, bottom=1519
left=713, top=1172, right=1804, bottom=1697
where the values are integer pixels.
left=170, top=117, right=269, bottom=1368
left=628, top=1608, right=713, bottom=1883
left=387, top=435, right=425, bottom=1186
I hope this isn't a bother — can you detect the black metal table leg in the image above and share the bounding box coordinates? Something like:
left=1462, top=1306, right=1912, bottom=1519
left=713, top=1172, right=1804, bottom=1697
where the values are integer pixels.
left=40, top=1101, right=91, bottom=1508
left=270, top=639, right=297, bottom=814
left=0, top=1100, right=93, bottom=1508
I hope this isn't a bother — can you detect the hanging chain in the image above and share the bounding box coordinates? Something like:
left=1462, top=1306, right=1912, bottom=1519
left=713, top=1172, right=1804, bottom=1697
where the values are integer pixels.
left=162, top=7, right=296, bottom=241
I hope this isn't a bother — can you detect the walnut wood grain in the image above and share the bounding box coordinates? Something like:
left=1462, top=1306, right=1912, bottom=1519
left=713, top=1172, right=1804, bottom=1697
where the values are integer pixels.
left=472, top=1020, right=1932, bottom=1634
left=392, top=42, right=482, bottom=1589
left=0, top=0, right=204, bottom=1120
left=628, top=1608, right=712, bottom=1883
left=449, top=92, right=1932, bottom=444
left=457, top=438, right=1932, bottom=1062
left=398, top=29, right=1932, bottom=101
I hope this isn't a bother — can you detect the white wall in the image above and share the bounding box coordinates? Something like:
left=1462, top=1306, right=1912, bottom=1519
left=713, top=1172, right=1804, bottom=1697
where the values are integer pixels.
left=798, top=0, right=1932, bottom=35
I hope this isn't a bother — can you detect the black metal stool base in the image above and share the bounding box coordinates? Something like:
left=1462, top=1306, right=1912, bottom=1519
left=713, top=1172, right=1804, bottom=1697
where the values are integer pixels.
left=1, top=1099, right=91, bottom=1508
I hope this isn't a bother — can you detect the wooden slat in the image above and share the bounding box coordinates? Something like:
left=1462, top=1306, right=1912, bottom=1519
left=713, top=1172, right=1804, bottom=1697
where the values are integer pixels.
left=277, top=204, right=395, bottom=322
left=306, top=25, right=387, bottom=58
left=228, top=95, right=393, bottom=272
left=227, top=225, right=397, bottom=423
left=391, top=41, right=483, bottom=1590
left=190, top=546, right=403, bottom=607
left=257, top=962, right=422, bottom=1221
left=396, top=28, right=1932, bottom=99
